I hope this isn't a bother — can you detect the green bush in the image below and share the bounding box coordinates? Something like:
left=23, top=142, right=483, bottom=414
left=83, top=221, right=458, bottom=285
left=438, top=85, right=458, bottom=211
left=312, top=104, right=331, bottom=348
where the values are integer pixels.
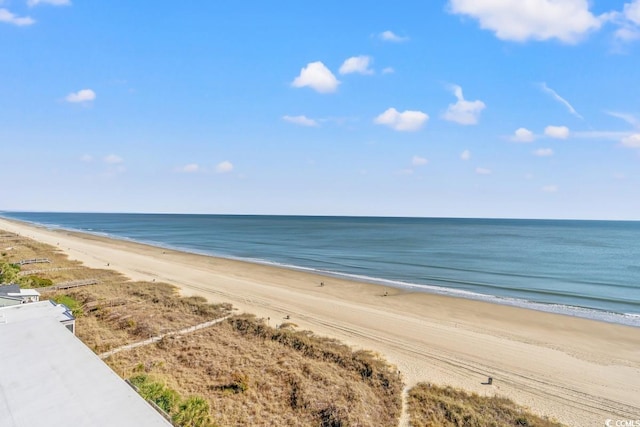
left=19, top=275, right=53, bottom=288
left=52, top=295, right=83, bottom=317
left=129, top=374, right=214, bottom=427
left=172, top=396, right=213, bottom=427
left=130, top=375, right=179, bottom=413
left=0, top=262, right=20, bottom=284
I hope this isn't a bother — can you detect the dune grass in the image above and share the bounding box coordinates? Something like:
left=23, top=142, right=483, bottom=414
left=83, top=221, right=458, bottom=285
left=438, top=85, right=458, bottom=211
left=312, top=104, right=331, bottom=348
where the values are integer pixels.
left=107, top=314, right=403, bottom=426
left=407, top=383, right=563, bottom=427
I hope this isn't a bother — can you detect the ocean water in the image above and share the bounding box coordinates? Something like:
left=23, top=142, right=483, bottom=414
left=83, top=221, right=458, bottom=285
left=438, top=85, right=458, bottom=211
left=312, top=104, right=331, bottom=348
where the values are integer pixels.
left=2, top=212, right=639, bottom=327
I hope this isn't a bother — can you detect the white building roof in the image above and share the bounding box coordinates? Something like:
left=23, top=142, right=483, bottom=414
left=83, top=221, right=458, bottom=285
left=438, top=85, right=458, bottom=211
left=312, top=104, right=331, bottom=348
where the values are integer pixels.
left=0, top=314, right=172, bottom=426
left=7, top=289, right=40, bottom=298
left=0, top=300, right=72, bottom=324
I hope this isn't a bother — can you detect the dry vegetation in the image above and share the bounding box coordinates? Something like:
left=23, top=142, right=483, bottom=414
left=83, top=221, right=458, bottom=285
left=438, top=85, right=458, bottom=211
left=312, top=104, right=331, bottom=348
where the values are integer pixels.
left=407, top=383, right=562, bottom=427
left=50, top=280, right=232, bottom=352
left=1, top=230, right=566, bottom=426
left=108, top=315, right=403, bottom=426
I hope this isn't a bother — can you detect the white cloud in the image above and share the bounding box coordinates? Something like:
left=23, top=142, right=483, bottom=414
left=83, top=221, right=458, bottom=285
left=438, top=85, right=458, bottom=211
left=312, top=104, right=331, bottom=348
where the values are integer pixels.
left=382, top=67, right=395, bottom=74
left=476, top=167, right=492, bottom=175
left=613, top=0, right=640, bottom=40
left=542, top=185, right=559, bottom=192
left=461, top=150, right=471, bottom=160
left=442, top=85, right=486, bottom=125
left=291, top=61, right=340, bottom=93
left=607, top=111, right=640, bottom=128
left=216, top=161, right=234, bottom=174
left=27, top=0, right=71, bottom=6
left=379, top=30, right=409, bottom=42
left=374, top=108, right=429, bottom=132
left=448, top=0, right=602, bottom=43
left=104, top=154, right=123, bottom=164
left=533, top=148, right=554, bottom=157
left=625, top=0, right=640, bottom=25
left=512, top=127, right=535, bottom=142
left=180, top=163, right=200, bottom=173
left=621, top=133, right=640, bottom=148
left=0, top=8, right=35, bottom=26
left=539, top=83, right=583, bottom=119
left=65, top=89, right=96, bottom=103
left=615, top=26, right=640, bottom=41
left=339, top=55, right=374, bottom=75
left=80, top=154, right=93, bottom=162
left=282, top=115, right=318, bottom=127
left=544, top=125, right=570, bottom=139
left=412, top=155, right=428, bottom=166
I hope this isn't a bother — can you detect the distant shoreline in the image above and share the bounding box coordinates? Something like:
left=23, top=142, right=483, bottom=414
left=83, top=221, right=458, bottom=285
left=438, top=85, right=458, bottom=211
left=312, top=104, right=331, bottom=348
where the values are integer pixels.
left=1, top=216, right=639, bottom=426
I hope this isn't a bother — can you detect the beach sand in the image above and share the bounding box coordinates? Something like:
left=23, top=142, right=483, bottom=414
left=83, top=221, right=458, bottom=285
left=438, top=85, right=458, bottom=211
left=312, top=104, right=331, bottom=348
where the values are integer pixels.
left=1, top=217, right=638, bottom=426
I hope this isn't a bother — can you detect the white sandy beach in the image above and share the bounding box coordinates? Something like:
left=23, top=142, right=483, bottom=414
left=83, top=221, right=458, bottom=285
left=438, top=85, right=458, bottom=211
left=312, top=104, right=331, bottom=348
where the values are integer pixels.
left=1, top=217, right=639, bottom=426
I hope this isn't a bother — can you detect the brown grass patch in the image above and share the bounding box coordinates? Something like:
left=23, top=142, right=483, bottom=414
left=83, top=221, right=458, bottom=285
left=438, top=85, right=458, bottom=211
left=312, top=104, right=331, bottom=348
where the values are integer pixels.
left=0, top=233, right=75, bottom=268
left=407, top=383, right=563, bottom=427
left=107, top=314, right=403, bottom=426
left=47, top=281, right=232, bottom=352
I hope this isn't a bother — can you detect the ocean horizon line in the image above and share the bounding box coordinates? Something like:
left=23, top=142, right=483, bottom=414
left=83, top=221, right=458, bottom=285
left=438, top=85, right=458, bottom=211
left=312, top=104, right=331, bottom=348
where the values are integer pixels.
left=2, top=210, right=639, bottom=223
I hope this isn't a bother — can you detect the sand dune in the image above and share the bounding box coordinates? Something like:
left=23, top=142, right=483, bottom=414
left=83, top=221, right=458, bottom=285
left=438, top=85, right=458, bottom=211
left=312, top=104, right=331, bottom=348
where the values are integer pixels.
left=2, top=217, right=638, bottom=426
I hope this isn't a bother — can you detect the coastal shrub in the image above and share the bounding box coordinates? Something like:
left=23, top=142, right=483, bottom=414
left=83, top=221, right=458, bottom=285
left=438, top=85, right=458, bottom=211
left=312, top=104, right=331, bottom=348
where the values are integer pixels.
left=317, top=404, right=347, bottom=427
left=156, top=388, right=181, bottom=415
left=129, top=373, right=150, bottom=388
left=0, top=261, right=20, bottom=284
left=130, top=374, right=179, bottom=413
left=227, top=314, right=403, bottom=423
left=209, top=371, right=249, bottom=395
left=407, top=383, right=564, bottom=427
left=19, top=275, right=53, bottom=288
left=172, top=396, right=213, bottom=427
left=130, top=374, right=213, bottom=427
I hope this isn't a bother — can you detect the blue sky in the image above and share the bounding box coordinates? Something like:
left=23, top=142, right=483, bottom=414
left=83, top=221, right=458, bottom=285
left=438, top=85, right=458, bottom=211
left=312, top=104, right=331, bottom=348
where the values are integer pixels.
left=1, top=0, right=639, bottom=219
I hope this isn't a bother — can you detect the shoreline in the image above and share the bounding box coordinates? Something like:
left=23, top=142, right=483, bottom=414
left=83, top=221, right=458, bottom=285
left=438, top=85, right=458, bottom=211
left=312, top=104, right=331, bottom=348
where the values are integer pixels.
left=1, top=217, right=639, bottom=426
left=6, top=216, right=638, bottom=328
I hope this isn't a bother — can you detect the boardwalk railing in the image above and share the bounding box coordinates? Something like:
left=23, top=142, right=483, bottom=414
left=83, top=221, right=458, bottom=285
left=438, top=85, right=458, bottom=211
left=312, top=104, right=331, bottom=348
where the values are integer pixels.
left=16, top=258, right=51, bottom=266
left=45, top=278, right=100, bottom=290
left=99, top=315, right=231, bottom=359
